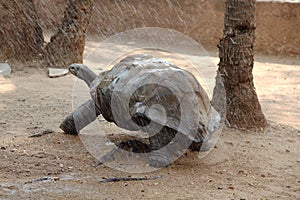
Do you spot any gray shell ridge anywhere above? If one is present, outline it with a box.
[89,54,216,142]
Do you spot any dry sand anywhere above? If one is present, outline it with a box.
[0,45,299,199]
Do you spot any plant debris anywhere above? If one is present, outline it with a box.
[29,129,54,138]
[99,175,162,183]
[25,176,60,184]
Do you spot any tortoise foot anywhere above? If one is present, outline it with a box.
[60,114,78,135]
[200,141,213,152]
[149,151,172,168]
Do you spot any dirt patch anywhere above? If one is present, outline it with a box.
[0,123,299,199]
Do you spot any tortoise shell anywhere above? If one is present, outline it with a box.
[90,54,216,143]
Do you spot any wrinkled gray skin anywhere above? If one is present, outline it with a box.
[61,55,220,168]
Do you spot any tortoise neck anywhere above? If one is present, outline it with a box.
[79,67,97,87]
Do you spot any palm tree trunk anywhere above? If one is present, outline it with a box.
[45,0,94,68]
[0,0,44,62]
[217,0,267,129]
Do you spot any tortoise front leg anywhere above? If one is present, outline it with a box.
[60,99,100,134]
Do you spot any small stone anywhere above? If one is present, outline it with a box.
[207,179,213,183]
[141,190,145,192]
[261,174,266,178]
[217,169,226,174]
[228,185,234,190]
[0,63,11,77]
[48,68,69,78]
[217,186,223,190]
[225,141,233,146]
[0,146,6,150]
[154,182,159,186]
[59,163,64,168]
[18,97,26,102]
[124,183,128,186]
[286,149,290,153]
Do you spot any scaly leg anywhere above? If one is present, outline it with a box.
[60,99,99,134]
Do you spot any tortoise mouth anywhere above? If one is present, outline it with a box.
[68,65,77,75]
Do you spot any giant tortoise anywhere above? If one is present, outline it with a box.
[60,54,220,167]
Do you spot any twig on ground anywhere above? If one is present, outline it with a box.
[99,175,162,183]
[24,176,59,184]
[29,129,54,138]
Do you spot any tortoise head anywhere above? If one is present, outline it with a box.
[69,63,97,87]
[69,63,88,79]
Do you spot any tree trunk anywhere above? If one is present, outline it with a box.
[0,0,44,62]
[45,0,94,68]
[217,0,267,129]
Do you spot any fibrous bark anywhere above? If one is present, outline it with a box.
[45,0,94,68]
[0,0,44,62]
[217,0,267,129]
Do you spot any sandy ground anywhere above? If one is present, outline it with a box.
[0,48,299,199]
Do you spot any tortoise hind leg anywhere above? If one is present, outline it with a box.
[115,140,151,153]
[148,127,192,168]
[97,140,151,165]
[148,127,175,168]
